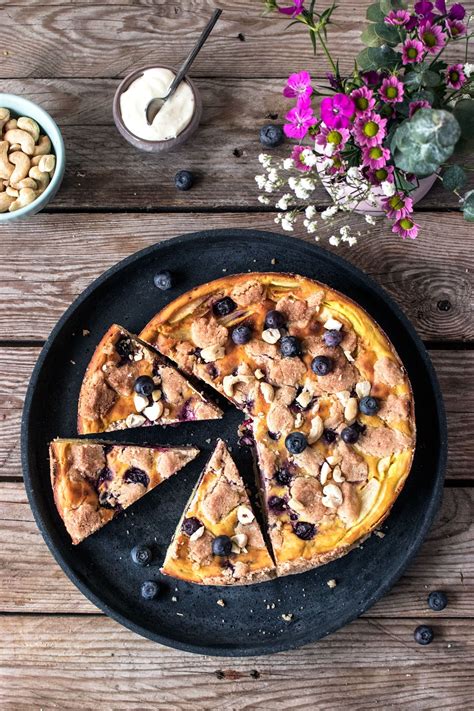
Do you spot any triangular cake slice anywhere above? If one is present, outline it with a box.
[50,439,199,544]
[161,439,276,585]
[77,324,223,434]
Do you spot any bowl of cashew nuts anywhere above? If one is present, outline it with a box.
[0,94,65,221]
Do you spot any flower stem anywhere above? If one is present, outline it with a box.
[316,30,338,75]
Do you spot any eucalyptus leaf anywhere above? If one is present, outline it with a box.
[453,99,474,140]
[361,25,384,47]
[412,89,435,104]
[366,3,385,21]
[393,109,461,176]
[463,191,474,222]
[421,69,442,88]
[357,45,399,70]
[380,0,407,13]
[373,21,402,46]
[443,165,467,191]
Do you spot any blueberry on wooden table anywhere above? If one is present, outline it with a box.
[212,535,233,556]
[414,625,434,645]
[311,355,333,375]
[131,544,152,566]
[212,296,236,317]
[285,431,308,454]
[280,336,301,358]
[428,591,448,611]
[141,580,160,600]
[359,396,379,415]
[134,375,155,396]
[154,270,173,290]
[232,324,252,345]
[259,124,284,148]
[174,170,194,190]
[264,309,286,329]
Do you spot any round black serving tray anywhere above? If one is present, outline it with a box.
[22,229,447,657]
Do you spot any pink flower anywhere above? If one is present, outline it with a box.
[326,154,346,175]
[392,217,420,239]
[402,38,425,64]
[418,20,447,53]
[350,86,376,115]
[320,94,355,130]
[315,124,350,156]
[354,111,387,147]
[446,63,467,89]
[446,19,466,37]
[414,0,436,19]
[435,0,447,11]
[278,0,304,17]
[283,71,313,100]
[409,99,431,117]
[361,144,391,170]
[366,165,395,185]
[291,145,313,172]
[383,192,414,220]
[449,3,466,20]
[379,76,405,104]
[284,97,316,140]
[385,9,411,25]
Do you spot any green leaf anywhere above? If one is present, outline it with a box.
[412,89,435,104]
[361,25,384,46]
[393,109,462,176]
[463,191,474,221]
[373,21,401,46]
[380,0,407,13]
[366,3,385,22]
[357,45,399,71]
[453,99,474,140]
[420,69,442,88]
[443,165,467,191]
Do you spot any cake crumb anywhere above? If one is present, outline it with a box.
[176,612,184,617]
[217,599,226,607]
[70,360,76,365]
[271,258,277,265]
[281,613,293,622]
[374,530,385,538]
[171,596,178,603]
[222,268,227,272]
[205,438,211,444]
[327,579,337,589]
[82,329,90,336]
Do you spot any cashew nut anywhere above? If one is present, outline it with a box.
[0,108,10,131]
[38,154,55,174]
[31,155,41,166]
[4,129,35,156]
[33,135,52,156]
[4,118,17,131]
[8,143,21,152]
[0,192,14,212]
[9,151,31,187]
[0,141,14,180]
[6,186,19,198]
[9,187,38,212]
[29,166,50,194]
[17,177,37,190]
[17,116,40,142]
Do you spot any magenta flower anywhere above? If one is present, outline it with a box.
[315,124,350,156]
[435,0,447,11]
[278,0,304,17]
[385,9,411,25]
[392,217,420,239]
[354,111,387,147]
[418,20,447,53]
[320,94,355,130]
[283,71,313,100]
[446,18,466,37]
[350,86,376,115]
[291,145,313,172]
[383,192,414,220]
[361,70,382,86]
[449,3,466,20]
[446,63,467,89]
[409,99,431,117]
[366,165,395,185]
[284,97,316,140]
[361,144,391,170]
[379,76,405,104]
[402,38,425,64]
[414,0,436,19]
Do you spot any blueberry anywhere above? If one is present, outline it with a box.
[123,467,150,488]
[311,355,333,376]
[359,396,379,416]
[98,491,119,509]
[134,375,155,396]
[141,580,160,600]
[264,309,286,329]
[275,466,293,486]
[293,521,316,540]
[268,495,286,512]
[414,624,434,645]
[232,324,252,345]
[181,517,203,536]
[280,336,301,358]
[212,535,233,557]
[175,170,194,191]
[323,329,343,347]
[259,124,284,148]
[428,591,448,612]
[285,431,307,454]
[341,425,360,444]
[131,544,152,566]
[154,270,173,290]
[213,297,236,317]
[115,337,132,359]
[322,428,337,444]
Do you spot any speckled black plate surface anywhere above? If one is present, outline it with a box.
[22,229,447,657]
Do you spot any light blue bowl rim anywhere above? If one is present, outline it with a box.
[0,93,65,221]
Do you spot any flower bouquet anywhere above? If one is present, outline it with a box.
[257,0,474,244]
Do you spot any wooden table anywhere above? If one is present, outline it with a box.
[1,2,473,708]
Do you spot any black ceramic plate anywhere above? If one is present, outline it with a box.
[22,229,447,657]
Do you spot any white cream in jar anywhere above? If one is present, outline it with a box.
[119,67,195,142]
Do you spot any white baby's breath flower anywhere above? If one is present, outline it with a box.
[258,153,272,168]
[464,62,474,77]
[288,176,298,190]
[365,214,376,225]
[294,186,310,199]
[329,235,340,246]
[281,217,295,231]
[347,166,362,180]
[264,181,275,193]
[318,157,333,171]
[274,213,282,224]
[267,168,279,184]
[305,205,317,219]
[340,225,351,238]
[255,175,266,189]
[301,149,317,167]
[366,192,378,207]
[347,236,357,246]
[321,205,338,220]
[258,195,270,204]
[381,180,396,196]
[306,221,318,233]
[300,177,316,191]
[276,193,292,210]
[283,158,294,170]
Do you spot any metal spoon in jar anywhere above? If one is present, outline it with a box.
[145,8,222,126]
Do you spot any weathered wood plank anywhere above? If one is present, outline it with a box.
[0,1,471,79]
[0,613,473,709]
[0,78,467,210]
[0,212,472,342]
[0,483,472,615]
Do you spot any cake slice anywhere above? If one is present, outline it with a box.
[50,439,199,544]
[161,439,276,585]
[77,324,223,434]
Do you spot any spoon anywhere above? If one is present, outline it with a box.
[145,8,222,126]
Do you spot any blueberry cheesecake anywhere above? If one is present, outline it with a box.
[142,273,415,577]
[50,439,199,544]
[161,439,276,585]
[77,324,223,434]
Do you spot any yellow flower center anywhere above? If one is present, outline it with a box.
[450,70,459,82]
[386,86,398,99]
[407,47,417,58]
[423,31,436,48]
[369,147,383,159]
[400,217,413,230]
[364,121,379,138]
[389,195,404,210]
[375,168,388,180]
[356,97,369,110]
[327,130,342,144]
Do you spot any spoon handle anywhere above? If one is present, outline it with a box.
[166,8,222,99]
